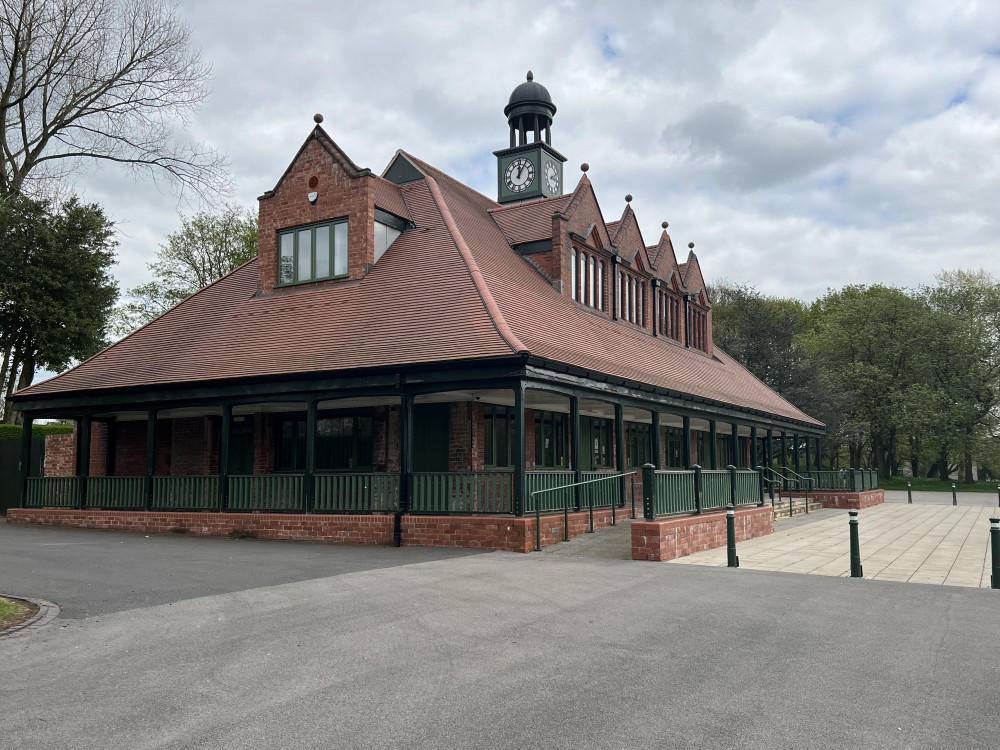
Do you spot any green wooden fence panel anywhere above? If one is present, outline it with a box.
[580,471,620,508]
[314,473,399,512]
[152,476,219,510]
[228,475,302,511]
[25,477,79,507]
[88,476,145,508]
[525,471,575,512]
[653,471,696,516]
[701,471,730,511]
[733,470,759,506]
[410,472,513,514]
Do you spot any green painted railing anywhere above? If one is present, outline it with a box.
[700,470,731,510]
[314,473,399,512]
[800,470,849,490]
[733,470,760,506]
[228,474,303,511]
[25,476,79,507]
[410,472,512,514]
[152,476,219,510]
[581,471,623,508]
[653,471,696,515]
[88,476,145,508]
[525,471,575,512]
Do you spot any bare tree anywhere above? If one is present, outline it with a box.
[0,0,230,199]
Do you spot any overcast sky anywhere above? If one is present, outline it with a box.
[74,0,1000,305]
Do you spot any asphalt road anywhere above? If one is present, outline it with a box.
[2,522,998,749]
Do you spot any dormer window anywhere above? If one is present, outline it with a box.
[278,218,348,286]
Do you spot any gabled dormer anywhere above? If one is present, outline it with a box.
[681,248,713,356]
[257,119,410,295]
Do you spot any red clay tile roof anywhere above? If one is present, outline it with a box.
[373,176,412,222]
[18,147,820,427]
[489,194,571,246]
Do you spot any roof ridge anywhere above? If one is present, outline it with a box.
[423,175,528,355]
[401,151,500,209]
[488,194,570,213]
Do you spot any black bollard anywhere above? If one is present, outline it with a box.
[991,517,1000,590]
[907,481,912,504]
[849,510,863,578]
[726,504,739,568]
[952,483,957,506]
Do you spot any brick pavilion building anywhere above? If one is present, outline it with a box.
[10,74,846,556]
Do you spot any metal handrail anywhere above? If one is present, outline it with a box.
[530,471,637,551]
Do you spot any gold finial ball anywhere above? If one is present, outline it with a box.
[688,242,695,249]
[625,194,632,203]
[313,113,324,124]
[580,163,589,173]
[662,221,669,229]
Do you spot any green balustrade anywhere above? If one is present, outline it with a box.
[87,476,145,508]
[580,471,621,508]
[314,473,399,512]
[525,471,575,512]
[700,470,730,511]
[732,470,759,506]
[25,477,79,507]
[152,476,219,509]
[653,471,696,515]
[410,472,512,514]
[228,475,302,511]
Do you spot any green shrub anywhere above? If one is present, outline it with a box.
[0,423,75,441]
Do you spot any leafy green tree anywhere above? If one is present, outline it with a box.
[710,281,850,466]
[924,269,1000,482]
[112,203,257,336]
[800,285,952,478]
[0,194,118,422]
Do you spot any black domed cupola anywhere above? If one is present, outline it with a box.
[494,72,567,204]
[505,71,557,147]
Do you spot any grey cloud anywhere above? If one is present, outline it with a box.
[661,101,864,190]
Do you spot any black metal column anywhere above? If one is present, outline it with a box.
[513,382,526,517]
[145,408,156,510]
[780,431,787,468]
[805,436,811,472]
[218,405,231,512]
[397,392,413,545]
[766,429,774,468]
[570,394,581,511]
[731,422,740,468]
[750,426,758,468]
[614,402,625,507]
[304,400,317,512]
[20,414,33,508]
[77,414,91,509]
[682,415,692,467]
[709,419,718,470]
[793,433,801,473]
[651,411,661,468]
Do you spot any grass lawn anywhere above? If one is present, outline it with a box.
[0,596,38,631]
[880,476,1000,494]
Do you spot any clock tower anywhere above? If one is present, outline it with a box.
[495,71,567,204]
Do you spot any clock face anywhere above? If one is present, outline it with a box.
[504,157,535,192]
[544,159,560,194]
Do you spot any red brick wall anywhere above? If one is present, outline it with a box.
[813,489,884,509]
[171,417,216,475]
[89,422,108,476]
[631,505,775,561]
[6,506,637,553]
[257,135,375,294]
[6,509,395,545]
[44,433,76,477]
[114,421,148,476]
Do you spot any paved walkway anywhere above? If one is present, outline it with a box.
[669,503,998,588]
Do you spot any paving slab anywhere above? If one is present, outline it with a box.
[669,504,998,588]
